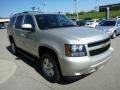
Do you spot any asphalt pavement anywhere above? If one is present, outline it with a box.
[0,29,120,90]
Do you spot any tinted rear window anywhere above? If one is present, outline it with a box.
[15,15,23,29]
[8,16,16,27]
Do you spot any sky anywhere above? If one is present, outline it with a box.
[0,0,120,17]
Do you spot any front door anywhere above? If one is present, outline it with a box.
[21,15,37,55]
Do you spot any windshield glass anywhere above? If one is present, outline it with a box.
[87,20,94,22]
[100,20,116,26]
[35,14,76,30]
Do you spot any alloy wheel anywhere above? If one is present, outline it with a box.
[43,58,54,77]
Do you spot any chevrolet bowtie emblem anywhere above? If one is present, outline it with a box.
[102,43,107,48]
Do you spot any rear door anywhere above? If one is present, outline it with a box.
[14,15,25,49]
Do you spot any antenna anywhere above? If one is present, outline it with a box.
[74,0,79,20]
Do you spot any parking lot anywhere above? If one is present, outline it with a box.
[0,29,120,90]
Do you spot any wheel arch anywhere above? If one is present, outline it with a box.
[9,35,14,43]
[38,46,62,76]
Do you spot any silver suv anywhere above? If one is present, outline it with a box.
[7,11,113,83]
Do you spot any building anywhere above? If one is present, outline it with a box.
[0,18,9,23]
[99,3,120,12]
[0,18,9,29]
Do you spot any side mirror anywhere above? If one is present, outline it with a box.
[21,24,34,32]
[117,24,120,27]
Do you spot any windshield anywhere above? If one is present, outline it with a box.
[100,20,116,26]
[88,20,94,22]
[35,14,76,30]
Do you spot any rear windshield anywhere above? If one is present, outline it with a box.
[100,21,116,26]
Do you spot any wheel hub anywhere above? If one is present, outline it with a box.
[43,58,54,77]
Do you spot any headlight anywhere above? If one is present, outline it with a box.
[65,44,87,57]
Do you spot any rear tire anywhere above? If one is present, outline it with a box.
[40,53,60,83]
[10,40,17,54]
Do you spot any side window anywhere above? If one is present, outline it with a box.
[96,20,100,22]
[8,16,16,27]
[117,20,120,25]
[24,15,35,28]
[15,15,23,29]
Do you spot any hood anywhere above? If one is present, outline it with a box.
[46,27,109,44]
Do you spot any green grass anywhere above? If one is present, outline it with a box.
[67,10,120,19]
[110,11,120,18]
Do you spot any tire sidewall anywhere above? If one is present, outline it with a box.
[112,31,117,39]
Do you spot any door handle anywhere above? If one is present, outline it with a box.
[21,33,25,37]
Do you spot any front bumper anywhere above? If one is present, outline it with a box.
[60,47,113,76]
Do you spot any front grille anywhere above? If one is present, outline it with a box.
[89,44,110,56]
[88,38,110,47]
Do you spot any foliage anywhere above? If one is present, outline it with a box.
[67,10,120,19]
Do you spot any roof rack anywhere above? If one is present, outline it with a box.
[22,11,43,14]
[11,11,65,17]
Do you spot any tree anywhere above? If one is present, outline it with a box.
[78,11,85,15]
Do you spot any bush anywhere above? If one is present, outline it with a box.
[67,10,120,19]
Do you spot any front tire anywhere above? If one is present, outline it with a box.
[40,53,60,83]
[112,31,117,39]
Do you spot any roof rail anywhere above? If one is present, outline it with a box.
[22,11,43,14]
[11,11,65,17]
